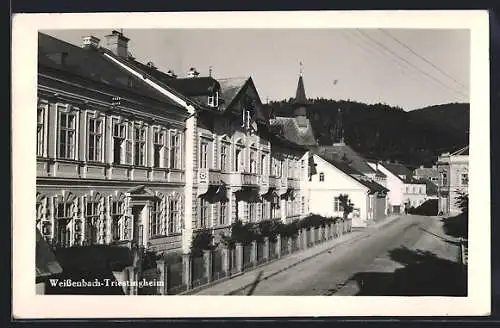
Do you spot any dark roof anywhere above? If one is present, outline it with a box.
[403,177,428,185]
[126,58,221,101]
[315,153,388,194]
[162,77,220,97]
[270,117,317,146]
[312,144,377,175]
[218,77,249,111]
[381,162,412,178]
[36,229,63,279]
[293,75,309,107]
[375,169,387,178]
[38,33,180,107]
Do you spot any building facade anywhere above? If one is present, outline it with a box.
[436,145,469,215]
[37,30,310,258]
[37,32,190,254]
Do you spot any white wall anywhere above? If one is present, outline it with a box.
[307,155,369,227]
[403,183,427,208]
[376,164,405,212]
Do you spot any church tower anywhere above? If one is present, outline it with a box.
[292,63,309,128]
[332,108,345,145]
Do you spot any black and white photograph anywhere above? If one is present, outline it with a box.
[12,11,490,318]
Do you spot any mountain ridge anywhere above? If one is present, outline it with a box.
[267,99,469,168]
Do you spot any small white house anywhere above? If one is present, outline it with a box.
[307,154,388,227]
[371,161,428,214]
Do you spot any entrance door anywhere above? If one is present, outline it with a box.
[131,205,144,245]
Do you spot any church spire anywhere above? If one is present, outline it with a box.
[332,108,344,145]
[293,62,308,118]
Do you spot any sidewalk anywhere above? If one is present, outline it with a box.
[188,215,402,295]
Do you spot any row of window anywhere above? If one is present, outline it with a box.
[196,197,303,229]
[37,195,182,248]
[37,102,183,169]
[199,137,304,178]
[405,186,425,194]
[438,172,468,187]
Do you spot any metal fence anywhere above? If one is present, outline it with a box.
[256,242,265,264]
[229,247,238,275]
[191,255,207,288]
[291,236,299,252]
[139,267,160,295]
[242,244,253,270]
[167,259,185,294]
[269,240,277,259]
[281,237,289,255]
[165,224,355,294]
[212,249,226,281]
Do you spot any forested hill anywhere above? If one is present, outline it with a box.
[267,98,469,168]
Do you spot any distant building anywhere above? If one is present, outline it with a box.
[413,165,439,185]
[373,162,427,213]
[270,70,388,224]
[436,145,469,215]
[308,154,388,227]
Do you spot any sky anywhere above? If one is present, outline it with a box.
[43,28,470,111]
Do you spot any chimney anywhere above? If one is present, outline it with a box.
[104,30,130,58]
[166,69,177,78]
[187,67,200,78]
[82,35,100,50]
[146,61,157,70]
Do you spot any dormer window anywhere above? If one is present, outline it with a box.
[208,91,219,108]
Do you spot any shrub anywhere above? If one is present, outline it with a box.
[190,228,215,256]
[257,219,283,242]
[220,220,259,247]
[278,219,300,238]
[455,191,469,214]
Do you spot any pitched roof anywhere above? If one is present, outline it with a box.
[381,162,412,178]
[270,117,317,146]
[315,154,388,194]
[293,75,308,107]
[161,77,220,97]
[451,145,469,156]
[36,229,63,279]
[311,144,377,175]
[217,77,249,110]
[38,33,180,107]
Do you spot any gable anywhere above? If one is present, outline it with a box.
[311,155,368,191]
[227,79,268,123]
[126,185,156,197]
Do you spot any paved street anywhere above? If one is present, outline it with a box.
[230,215,466,296]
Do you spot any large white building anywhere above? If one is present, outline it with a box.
[36,31,309,261]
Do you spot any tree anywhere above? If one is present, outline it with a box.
[455,191,469,214]
[338,194,354,220]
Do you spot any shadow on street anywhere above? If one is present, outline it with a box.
[346,246,467,296]
[246,271,264,296]
[441,213,468,239]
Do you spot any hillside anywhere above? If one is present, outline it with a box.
[267,99,469,167]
